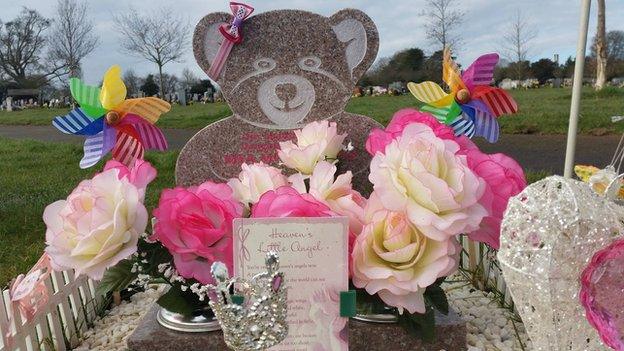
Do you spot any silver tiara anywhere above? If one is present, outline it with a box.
[208,252,288,351]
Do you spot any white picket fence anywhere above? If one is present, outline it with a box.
[459,237,515,310]
[0,271,101,351]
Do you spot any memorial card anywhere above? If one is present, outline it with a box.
[233,217,349,351]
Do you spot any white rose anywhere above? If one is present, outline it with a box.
[228,162,289,205]
[278,121,346,174]
[369,123,487,240]
[44,169,148,280]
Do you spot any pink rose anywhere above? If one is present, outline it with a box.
[369,123,486,240]
[103,159,157,199]
[152,182,244,284]
[456,135,479,151]
[352,193,460,314]
[460,149,526,249]
[366,109,455,155]
[251,186,334,218]
[44,168,150,280]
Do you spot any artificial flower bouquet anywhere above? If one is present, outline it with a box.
[37,107,526,341]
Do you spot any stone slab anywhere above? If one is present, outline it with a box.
[127,304,466,351]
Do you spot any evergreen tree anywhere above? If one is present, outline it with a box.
[140,74,159,96]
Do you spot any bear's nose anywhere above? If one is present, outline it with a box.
[275,83,297,102]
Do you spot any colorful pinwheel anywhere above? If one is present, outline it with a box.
[407,49,518,143]
[53,65,171,168]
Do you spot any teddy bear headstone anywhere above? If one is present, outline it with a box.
[175,8,383,191]
[128,7,467,350]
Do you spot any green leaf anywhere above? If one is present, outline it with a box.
[398,307,436,343]
[96,260,138,296]
[156,288,194,315]
[433,276,447,286]
[425,284,449,315]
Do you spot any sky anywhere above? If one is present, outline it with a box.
[3,0,624,85]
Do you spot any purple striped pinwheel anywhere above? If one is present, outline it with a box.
[52,65,170,168]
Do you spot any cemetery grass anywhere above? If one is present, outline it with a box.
[0,137,178,288]
[0,137,550,288]
[1,87,623,134]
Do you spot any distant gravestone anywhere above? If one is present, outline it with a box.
[5,97,12,112]
[176,8,382,192]
[178,89,187,106]
[552,78,562,88]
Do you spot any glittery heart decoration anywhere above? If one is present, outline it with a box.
[580,238,624,350]
[499,176,624,350]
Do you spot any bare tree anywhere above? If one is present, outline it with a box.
[48,0,99,79]
[122,69,141,97]
[422,0,465,52]
[594,0,607,90]
[181,67,199,90]
[608,31,624,61]
[607,31,624,61]
[114,8,190,98]
[162,73,179,97]
[501,10,538,80]
[0,8,66,87]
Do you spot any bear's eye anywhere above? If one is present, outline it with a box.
[299,56,321,69]
[254,58,276,71]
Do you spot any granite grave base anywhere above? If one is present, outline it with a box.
[127,304,467,351]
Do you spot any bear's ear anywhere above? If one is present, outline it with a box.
[193,12,233,82]
[330,9,379,83]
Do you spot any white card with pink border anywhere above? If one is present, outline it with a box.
[233,217,349,351]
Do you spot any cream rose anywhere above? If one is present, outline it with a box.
[352,193,460,314]
[43,169,148,280]
[278,121,347,174]
[227,162,289,205]
[369,123,486,240]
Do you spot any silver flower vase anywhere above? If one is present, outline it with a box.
[353,298,398,324]
[157,306,221,332]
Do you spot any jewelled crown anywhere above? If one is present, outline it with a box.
[208,252,288,351]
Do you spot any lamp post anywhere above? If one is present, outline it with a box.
[564,0,592,178]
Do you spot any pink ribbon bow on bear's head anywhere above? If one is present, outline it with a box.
[208,2,255,80]
[219,2,254,44]
[2,254,52,349]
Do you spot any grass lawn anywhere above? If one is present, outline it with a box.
[0,136,551,288]
[0,137,177,288]
[1,87,623,134]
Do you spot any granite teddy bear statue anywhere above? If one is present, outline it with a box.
[176,8,382,192]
